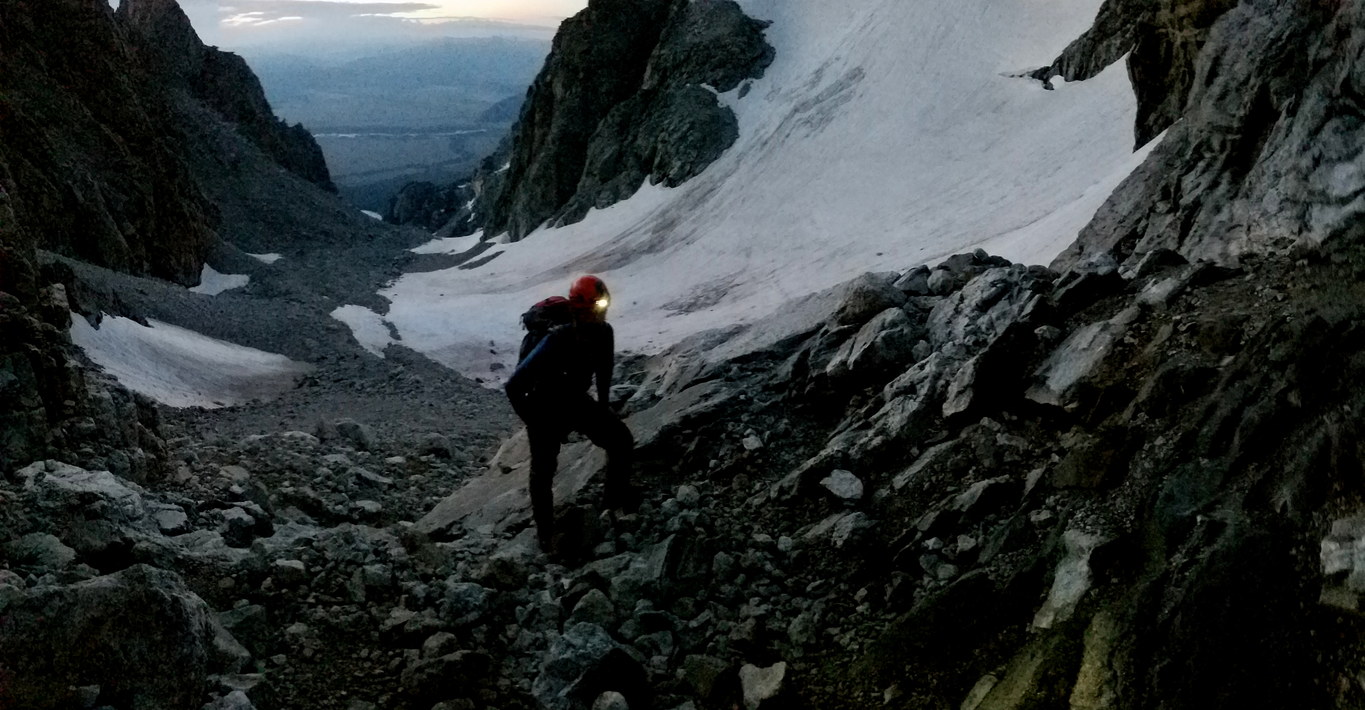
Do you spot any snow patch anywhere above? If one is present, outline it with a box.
[189,265,249,295]
[69,313,312,408]
[246,252,284,264]
[362,210,384,221]
[330,305,397,357]
[411,231,486,256]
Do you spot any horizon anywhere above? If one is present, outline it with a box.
[167,0,584,55]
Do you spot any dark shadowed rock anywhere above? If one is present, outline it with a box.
[0,565,227,710]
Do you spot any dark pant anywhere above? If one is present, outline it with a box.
[525,394,634,546]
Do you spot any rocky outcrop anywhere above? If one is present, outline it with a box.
[1049,0,1360,271]
[478,0,773,240]
[395,229,1365,708]
[1032,0,1240,148]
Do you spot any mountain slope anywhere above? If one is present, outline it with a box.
[357,0,1149,380]
[0,0,402,472]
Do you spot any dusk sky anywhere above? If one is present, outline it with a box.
[175,0,587,53]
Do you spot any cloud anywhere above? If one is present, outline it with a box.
[197,0,578,53]
[222,0,440,25]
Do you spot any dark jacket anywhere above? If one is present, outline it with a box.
[505,321,614,422]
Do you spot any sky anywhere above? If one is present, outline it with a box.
[175,0,586,53]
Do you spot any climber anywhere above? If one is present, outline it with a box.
[504,275,636,553]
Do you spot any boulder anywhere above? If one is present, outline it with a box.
[819,469,864,503]
[739,661,787,709]
[335,419,376,451]
[0,565,225,710]
[533,622,649,710]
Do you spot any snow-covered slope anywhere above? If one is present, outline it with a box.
[346,0,1156,380]
[70,314,312,409]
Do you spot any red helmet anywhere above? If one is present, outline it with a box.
[568,275,610,315]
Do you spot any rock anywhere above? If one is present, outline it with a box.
[682,654,730,699]
[1033,530,1107,629]
[532,622,648,710]
[335,419,376,451]
[149,503,191,535]
[355,500,383,517]
[218,507,257,548]
[828,272,907,327]
[592,691,631,710]
[819,469,864,503]
[0,565,222,710]
[825,307,922,380]
[1026,308,1140,408]
[400,651,492,706]
[787,611,817,648]
[204,690,255,710]
[570,588,617,628]
[927,267,963,295]
[217,605,271,657]
[950,477,1020,517]
[608,537,675,606]
[350,467,393,488]
[220,465,251,484]
[421,631,460,659]
[894,266,932,295]
[4,532,77,571]
[442,581,491,626]
[272,559,308,586]
[30,465,149,528]
[321,454,353,468]
[675,485,701,507]
[832,513,874,548]
[739,661,787,709]
[419,433,453,459]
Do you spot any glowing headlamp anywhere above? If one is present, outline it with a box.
[594,297,610,311]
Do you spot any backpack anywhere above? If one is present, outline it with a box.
[518,296,573,363]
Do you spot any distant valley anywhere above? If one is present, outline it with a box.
[245,37,549,212]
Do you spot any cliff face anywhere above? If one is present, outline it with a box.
[116,0,336,192]
[0,0,348,474]
[1034,0,1239,148]
[480,0,773,240]
[0,0,217,284]
[1050,0,1360,271]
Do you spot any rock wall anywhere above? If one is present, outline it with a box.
[0,0,217,284]
[0,0,349,476]
[1052,0,1360,270]
[479,0,773,240]
[1034,0,1240,148]
[117,0,336,192]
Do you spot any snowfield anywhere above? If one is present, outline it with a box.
[189,265,250,295]
[335,0,1156,384]
[69,314,312,408]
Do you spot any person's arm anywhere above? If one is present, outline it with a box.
[596,324,614,406]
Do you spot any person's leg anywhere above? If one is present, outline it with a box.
[576,397,636,510]
[526,423,562,549]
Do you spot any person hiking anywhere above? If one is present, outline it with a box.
[504,275,635,554]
